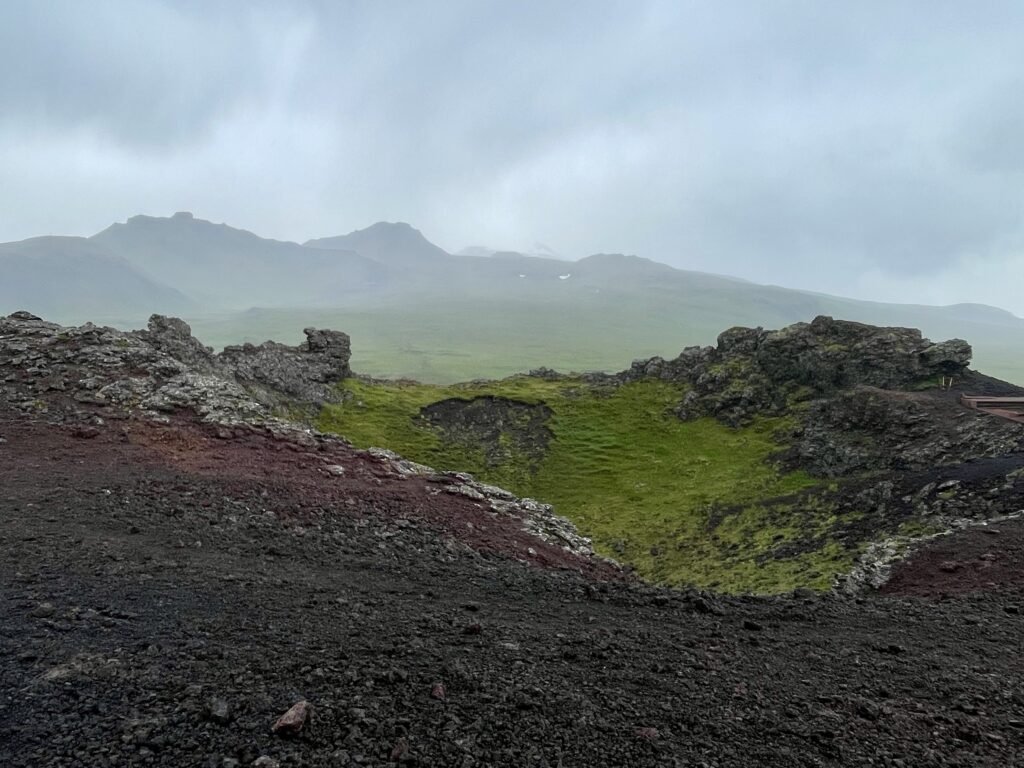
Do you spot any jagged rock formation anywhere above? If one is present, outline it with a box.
[1,311,352,416]
[622,315,974,425]
[611,315,1024,478]
[137,313,353,406]
[219,328,352,406]
[136,314,218,370]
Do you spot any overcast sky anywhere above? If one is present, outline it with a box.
[2,1,1023,313]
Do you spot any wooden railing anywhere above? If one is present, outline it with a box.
[960,395,1024,424]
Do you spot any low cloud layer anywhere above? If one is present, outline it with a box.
[3,1,1023,312]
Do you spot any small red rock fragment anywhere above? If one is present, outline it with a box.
[939,560,961,573]
[272,699,313,737]
[430,681,446,701]
[462,622,483,635]
[389,737,409,762]
[635,726,659,740]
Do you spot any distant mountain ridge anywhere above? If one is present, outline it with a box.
[90,212,386,310]
[1,212,1022,383]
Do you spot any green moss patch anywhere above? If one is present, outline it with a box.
[318,377,861,593]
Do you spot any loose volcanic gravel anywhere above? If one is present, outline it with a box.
[2,406,1024,768]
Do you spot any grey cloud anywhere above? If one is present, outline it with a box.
[0,0,295,145]
[955,79,1024,174]
[2,0,1024,312]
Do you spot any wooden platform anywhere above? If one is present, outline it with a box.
[960,395,1024,424]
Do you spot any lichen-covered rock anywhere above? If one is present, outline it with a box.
[0,311,272,425]
[135,315,215,371]
[219,327,351,406]
[919,338,972,370]
[622,316,977,425]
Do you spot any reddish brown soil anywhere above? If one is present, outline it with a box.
[1,408,612,579]
[881,520,1024,597]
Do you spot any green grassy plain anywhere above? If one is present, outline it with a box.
[317,377,860,593]
[188,298,722,383]
[186,296,1024,386]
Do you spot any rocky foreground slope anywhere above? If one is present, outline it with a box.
[2,311,1024,766]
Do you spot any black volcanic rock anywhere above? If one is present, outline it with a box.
[751,316,971,389]
[625,315,976,425]
[137,315,216,371]
[219,327,352,407]
[791,386,1024,476]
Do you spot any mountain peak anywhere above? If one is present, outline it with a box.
[351,221,433,245]
[118,212,220,232]
[305,221,451,267]
[365,220,414,231]
[97,213,288,247]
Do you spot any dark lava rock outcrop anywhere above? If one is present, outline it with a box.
[622,315,975,425]
[219,328,352,406]
[615,315,1024,478]
[789,386,1024,477]
[420,396,553,470]
[138,313,353,406]
[0,311,352,419]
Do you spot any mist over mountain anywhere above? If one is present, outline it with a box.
[456,243,565,260]
[90,212,387,309]
[306,221,453,271]
[0,235,194,323]
[2,212,1023,383]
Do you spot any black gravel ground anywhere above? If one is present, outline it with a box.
[2,407,1024,767]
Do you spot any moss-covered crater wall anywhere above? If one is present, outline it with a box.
[316,376,873,593]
